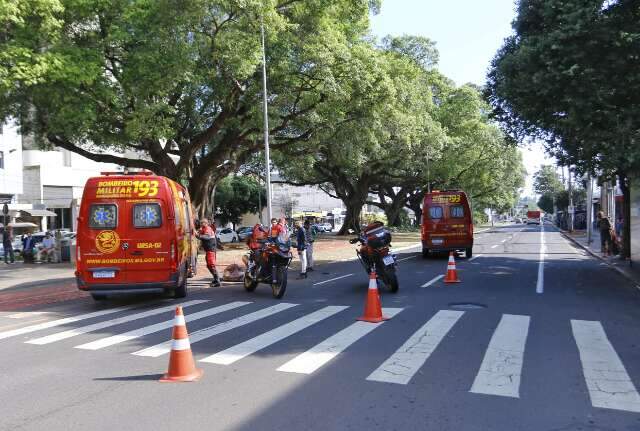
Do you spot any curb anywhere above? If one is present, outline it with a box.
[559,229,640,288]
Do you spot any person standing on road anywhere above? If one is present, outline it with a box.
[197,218,224,287]
[295,220,307,279]
[2,226,15,264]
[597,211,613,256]
[303,220,316,272]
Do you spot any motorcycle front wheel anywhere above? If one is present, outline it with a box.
[382,266,399,293]
[271,265,288,299]
[243,269,258,292]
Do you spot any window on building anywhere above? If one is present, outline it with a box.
[0,151,4,169]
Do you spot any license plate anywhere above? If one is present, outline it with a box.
[382,255,395,266]
[93,271,115,279]
[431,238,444,245]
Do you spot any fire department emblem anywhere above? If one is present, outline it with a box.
[95,230,120,254]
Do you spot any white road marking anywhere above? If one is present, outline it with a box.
[536,225,545,294]
[421,275,444,288]
[7,311,57,319]
[75,301,250,350]
[200,306,349,365]
[501,239,507,243]
[469,254,484,262]
[313,274,354,286]
[397,255,417,262]
[366,310,463,384]
[571,320,640,413]
[278,308,404,374]
[0,305,136,341]
[470,314,530,398]
[490,244,499,249]
[132,303,298,357]
[26,300,209,345]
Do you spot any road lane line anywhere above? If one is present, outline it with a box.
[313,274,353,286]
[571,320,640,413]
[397,256,417,262]
[200,306,349,365]
[366,310,464,384]
[470,314,530,398]
[469,254,484,262]
[7,311,57,319]
[490,244,499,249]
[278,308,404,374]
[132,303,298,357]
[536,225,545,294]
[501,239,507,243]
[26,300,209,345]
[0,305,136,341]
[421,275,444,288]
[75,301,250,350]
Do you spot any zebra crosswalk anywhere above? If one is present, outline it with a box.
[2,301,640,413]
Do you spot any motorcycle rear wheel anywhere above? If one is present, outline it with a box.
[271,265,288,299]
[383,267,399,293]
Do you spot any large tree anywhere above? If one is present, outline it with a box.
[0,0,379,214]
[486,0,640,257]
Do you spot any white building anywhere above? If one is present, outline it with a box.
[0,120,24,206]
[17,135,119,231]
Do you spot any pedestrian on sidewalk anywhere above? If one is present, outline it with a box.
[197,218,224,287]
[597,211,613,256]
[295,221,307,279]
[304,220,316,272]
[21,231,35,263]
[2,226,15,264]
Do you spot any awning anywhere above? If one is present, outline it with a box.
[21,209,57,217]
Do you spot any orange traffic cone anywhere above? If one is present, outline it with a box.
[357,269,389,323]
[159,306,203,383]
[444,252,461,283]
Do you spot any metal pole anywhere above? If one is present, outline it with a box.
[261,18,272,221]
[568,167,574,232]
[587,175,593,244]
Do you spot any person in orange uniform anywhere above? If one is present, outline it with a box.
[197,218,224,287]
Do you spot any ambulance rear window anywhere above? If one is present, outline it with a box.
[450,205,465,218]
[89,205,117,229]
[133,203,162,228]
[428,206,443,219]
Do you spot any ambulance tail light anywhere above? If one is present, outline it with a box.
[77,245,81,262]
[170,241,177,269]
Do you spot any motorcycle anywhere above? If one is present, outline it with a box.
[243,239,292,299]
[349,226,399,293]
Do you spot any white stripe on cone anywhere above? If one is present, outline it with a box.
[171,338,191,351]
[174,315,186,326]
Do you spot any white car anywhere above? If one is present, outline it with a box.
[216,228,239,243]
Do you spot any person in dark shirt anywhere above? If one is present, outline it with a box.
[2,226,15,264]
[21,231,35,263]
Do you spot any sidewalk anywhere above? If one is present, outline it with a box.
[560,228,640,288]
[0,262,76,291]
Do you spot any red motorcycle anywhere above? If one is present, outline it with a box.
[349,222,399,293]
[243,239,292,299]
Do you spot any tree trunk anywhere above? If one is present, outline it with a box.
[384,200,406,227]
[619,172,631,260]
[338,200,364,235]
[408,202,422,227]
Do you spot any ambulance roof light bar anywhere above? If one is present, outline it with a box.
[100,170,154,176]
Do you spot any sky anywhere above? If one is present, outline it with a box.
[369,0,555,197]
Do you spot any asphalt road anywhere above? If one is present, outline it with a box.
[1,224,640,431]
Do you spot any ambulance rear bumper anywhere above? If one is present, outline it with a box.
[76,272,179,295]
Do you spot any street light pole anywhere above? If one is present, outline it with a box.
[261,17,273,222]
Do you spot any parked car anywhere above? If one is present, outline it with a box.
[515,217,524,224]
[236,226,253,241]
[217,228,239,243]
[319,222,333,232]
